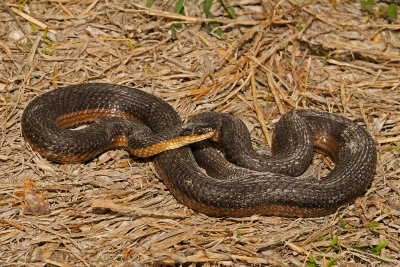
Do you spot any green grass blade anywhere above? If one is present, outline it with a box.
[204,0,213,11]
[327,258,338,267]
[146,0,154,8]
[171,0,185,40]
[202,0,225,39]
[387,4,398,20]
[390,144,400,153]
[174,0,185,13]
[372,241,388,256]
[217,0,237,19]
[367,221,379,228]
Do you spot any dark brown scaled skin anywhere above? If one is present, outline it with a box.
[22,83,377,217]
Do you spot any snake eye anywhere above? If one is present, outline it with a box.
[193,124,214,135]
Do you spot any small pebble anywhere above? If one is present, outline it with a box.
[9,29,24,41]
[0,83,6,92]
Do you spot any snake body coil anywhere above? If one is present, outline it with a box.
[22,83,377,217]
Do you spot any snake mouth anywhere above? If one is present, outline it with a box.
[179,122,215,136]
[130,128,217,157]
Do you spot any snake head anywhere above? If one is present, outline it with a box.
[179,122,216,137]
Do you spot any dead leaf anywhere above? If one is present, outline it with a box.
[22,178,51,215]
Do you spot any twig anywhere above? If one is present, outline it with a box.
[0,1,33,43]
[251,64,272,147]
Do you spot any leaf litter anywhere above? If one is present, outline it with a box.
[0,0,400,266]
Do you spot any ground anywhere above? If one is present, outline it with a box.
[1,0,400,266]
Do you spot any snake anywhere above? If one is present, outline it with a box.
[21,83,377,217]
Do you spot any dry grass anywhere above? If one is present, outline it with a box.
[1,0,400,266]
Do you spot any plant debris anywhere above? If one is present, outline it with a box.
[0,0,399,265]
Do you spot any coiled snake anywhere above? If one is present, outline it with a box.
[22,83,377,217]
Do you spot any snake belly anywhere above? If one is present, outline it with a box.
[22,83,377,217]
